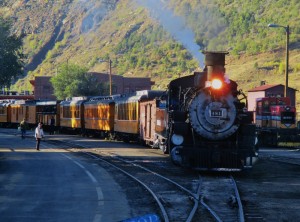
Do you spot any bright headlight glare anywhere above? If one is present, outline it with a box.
[171,134,184,145]
[211,79,222,89]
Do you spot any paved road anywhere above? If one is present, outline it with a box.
[0,131,130,222]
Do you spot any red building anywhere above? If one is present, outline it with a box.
[30,72,155,100]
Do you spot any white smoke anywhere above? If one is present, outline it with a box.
[74,0,113,34]
[135,0,204,68]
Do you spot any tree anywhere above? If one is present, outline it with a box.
[50,63,105,100]
[0,17,24,88]
[0,1,9,7]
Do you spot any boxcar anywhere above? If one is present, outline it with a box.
[140,95,166,148]
[60,97,87,133]
[153,99,168,153]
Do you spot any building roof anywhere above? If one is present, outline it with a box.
[248,84,281,92]
[0,95,34,100]
[248,84,297,92]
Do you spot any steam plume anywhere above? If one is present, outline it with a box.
[135,0,204,68]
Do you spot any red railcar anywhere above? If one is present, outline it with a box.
[113,90,164,142]
[255,97,298,146]
[140,95,167,153]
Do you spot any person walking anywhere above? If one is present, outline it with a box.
[20,118,28,139]
[35,122,44,151]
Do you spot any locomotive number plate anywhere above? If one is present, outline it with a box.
[210,110,222,117]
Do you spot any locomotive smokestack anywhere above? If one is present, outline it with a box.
[204,51,228,81]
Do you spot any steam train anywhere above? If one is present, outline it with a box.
[255,96,299,147]
[165,51,257,170]
[0,51,258,171]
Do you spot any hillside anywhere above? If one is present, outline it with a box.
[1,0,300,108]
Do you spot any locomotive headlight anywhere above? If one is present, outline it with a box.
[211,79,223,90]
[171,134,184,145]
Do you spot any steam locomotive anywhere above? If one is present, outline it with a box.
[0,51,258,171]
[165,51,258,170]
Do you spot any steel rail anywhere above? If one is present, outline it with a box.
[112,154,198,199]
[230,175,245,222]
[83,152,170,222]
[52,141,226,222]
[200,196,223,222]
[111,155,201,222]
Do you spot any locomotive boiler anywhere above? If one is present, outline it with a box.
[167,51,258,170]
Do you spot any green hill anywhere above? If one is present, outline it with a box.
[1,0,300,109]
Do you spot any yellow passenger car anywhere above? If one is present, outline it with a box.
[84,97,115,137]
[0,100,12,126]
[60,97,87,132]
[11,100,37,127]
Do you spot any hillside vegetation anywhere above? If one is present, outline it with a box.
[0,0,300,108]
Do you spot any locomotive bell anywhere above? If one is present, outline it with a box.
[204,51,228,81]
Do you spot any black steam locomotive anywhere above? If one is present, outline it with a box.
[165,51,258,170]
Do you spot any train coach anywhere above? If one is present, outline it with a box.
[35,100,60,131]
[59,97,87,133]
[10,100,36,127]
[0,100,13,127]
[113,90,164,143]
[83,95,118,137]
[8,99,60,130]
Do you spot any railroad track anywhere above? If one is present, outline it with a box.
[199,175,244,222]
[83,151,202,222]
[85,151,247,222]
[46,138,246,221]
[4,130,298,221]
[45,139,200,221]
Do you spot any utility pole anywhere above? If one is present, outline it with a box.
[268,23,290,97]
[99,58,113,96]
[285,25,289,98]
[109,59,112,96]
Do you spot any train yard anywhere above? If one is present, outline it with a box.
[1,128,299,221]
[1,0,300,219]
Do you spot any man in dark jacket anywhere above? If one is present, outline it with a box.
[20,118,28,139]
